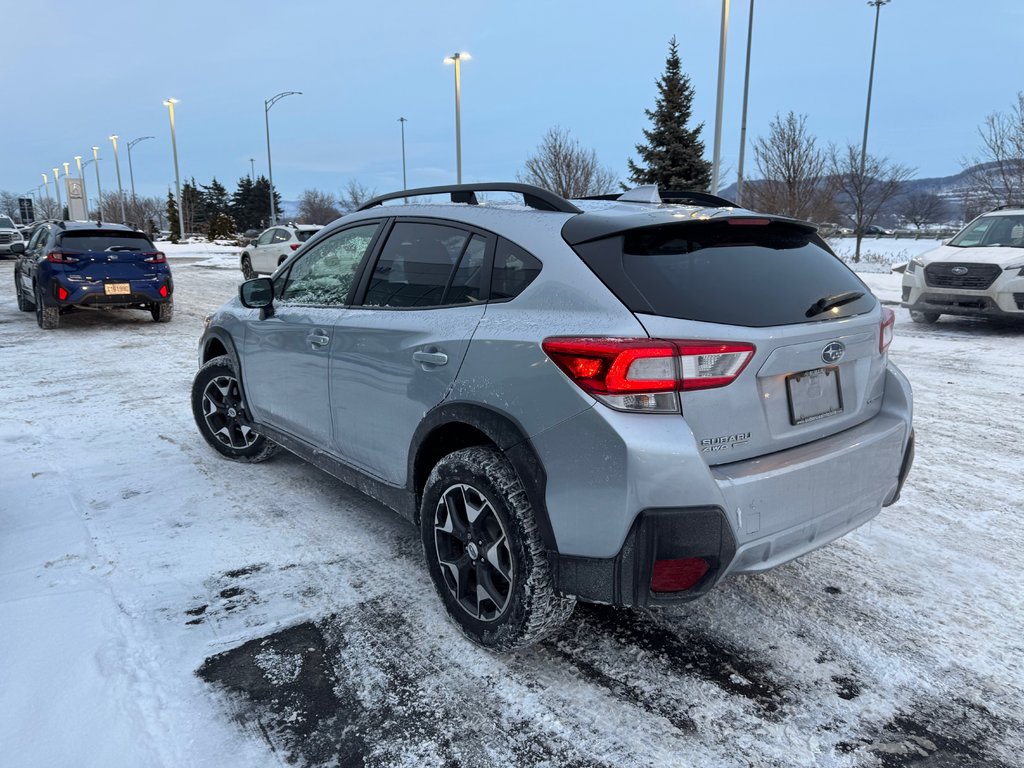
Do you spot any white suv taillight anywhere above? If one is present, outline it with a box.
[880,307,895,354]
[542,338,755,413]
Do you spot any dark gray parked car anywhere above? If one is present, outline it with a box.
[192,183,914,650]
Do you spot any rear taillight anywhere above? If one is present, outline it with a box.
[46,249,80,264]
[651,557,710,592]
[290,243,301,251]
[542,337,755,413]
[880,307,895,354]
[143,251,166,263]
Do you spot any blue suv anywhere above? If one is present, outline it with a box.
[13,221,173,329]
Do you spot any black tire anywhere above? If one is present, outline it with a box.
[190,355,278,462]
[151,300,173,323]
[35,284,59,329]
[15,268,34,312]
[910,310,940,324]
[421,446,575,651]
[241,254,256,279]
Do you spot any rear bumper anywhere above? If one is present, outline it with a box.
[536,364,913,606]
[37,274,173,308]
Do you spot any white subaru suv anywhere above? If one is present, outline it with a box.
[240,224,323,278]
[0,214,24,258]
[902,207,1024,323]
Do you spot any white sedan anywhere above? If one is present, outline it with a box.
[240,224,322,278]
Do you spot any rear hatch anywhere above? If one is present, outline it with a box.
[567,216,890,465]
[55,230,164,281]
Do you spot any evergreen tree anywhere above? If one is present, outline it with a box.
[251,175,282,226]
[166,191,180,243]
[201,177,230,226]
[627,37,712,191]
[230,175,257,231]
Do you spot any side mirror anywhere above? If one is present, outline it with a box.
[239,277,274,308]
[10,241,25,254]
[251,241,258,247]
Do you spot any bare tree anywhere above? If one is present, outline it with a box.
[830,143,913,261]
[517,126,618,198]
[338,179,377,214]
[0,191,20,220]
[34,196,61,219]
[297,189,342,224]
[897,191,949,229]
[746,112,836,221]
[962,92,1024,214]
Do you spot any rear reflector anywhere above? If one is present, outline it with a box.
[159,284,169,298]
[290,243,301,251]
[880,307,895,353]
[651,557,710,592]
[56,285,69,301]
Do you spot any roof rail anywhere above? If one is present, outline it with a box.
[614,185,737,208]
[357,183,583,214]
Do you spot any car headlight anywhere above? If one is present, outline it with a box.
[907,256,925,274]
[1009,264,1024,277]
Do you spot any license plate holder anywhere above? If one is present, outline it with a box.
[786,366,843,425]
[104,282,131,295]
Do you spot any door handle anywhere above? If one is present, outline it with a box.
[307,332,330,348]
[413,350,448,366]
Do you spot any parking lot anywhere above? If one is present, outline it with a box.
[1,249,1022,767]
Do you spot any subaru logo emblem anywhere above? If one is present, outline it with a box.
[822,341,845,364]
[951,266,968,275]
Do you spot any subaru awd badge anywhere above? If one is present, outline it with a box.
[821,341,845,364]
[951,266,969,275]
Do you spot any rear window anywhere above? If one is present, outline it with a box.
[59,231,154,252]
[296,229,318,242]
[571,221,876,327]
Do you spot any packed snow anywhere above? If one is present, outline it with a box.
[1,237,1022,767]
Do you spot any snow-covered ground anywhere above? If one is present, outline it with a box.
[2,239,1022,767]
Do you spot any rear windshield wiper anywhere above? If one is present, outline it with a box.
[806,290,865,317]
[105,245,142,252]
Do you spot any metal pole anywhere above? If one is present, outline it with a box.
[264,91,302,227]
[859,1,888,179]
[92,147,103,222]
[164,99,185,241]
[126,137,154,206]
[52,167,63,218]
[454,57,462,184]
[711,0,730,194]
[249,157,255,180]
[110,135,127,222]
[399,117,408,190]
[75,155,89,220]
[735,0,755,206]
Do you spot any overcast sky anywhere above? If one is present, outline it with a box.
[2,0,1021,204]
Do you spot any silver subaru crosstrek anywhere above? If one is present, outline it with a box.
[192,183,914,651]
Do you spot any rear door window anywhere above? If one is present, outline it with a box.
[360,222,472,308]
[571,220,876,327]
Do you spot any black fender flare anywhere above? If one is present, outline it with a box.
[408,401,559,553]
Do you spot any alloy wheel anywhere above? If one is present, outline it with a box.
[201,375,258,449]
[434,483,514,621]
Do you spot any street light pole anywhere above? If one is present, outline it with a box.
[859,0,890,180]
[126,136,154,205]
[163,99,185,242]
[264,90,302,226]
[398,117,408,190]
[75,155,89,220]
[711,0,729,194]
[52,167,63,218]
[249,157,255,180]
[735,0,755,206]
[92,147,103,222]
[109,135,127,222]
[444,52,470,183]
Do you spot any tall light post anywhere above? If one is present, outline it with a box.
[126,136,154,205]
[860,0,890,180]
[264,90,302,226]
[163,98,185,242]
[711,0,729,194]
[41,172,51,214]
[735,0,755,205]
[398,117,408,190]
[109,135,127,222]
[91,146,104,221]
[249,157,255,180]
[443,52,470,183]
[52,167,63,218]
[75,155,89,220]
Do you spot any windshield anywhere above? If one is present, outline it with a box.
[949,214,1024,248]
[0,216,15,229]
